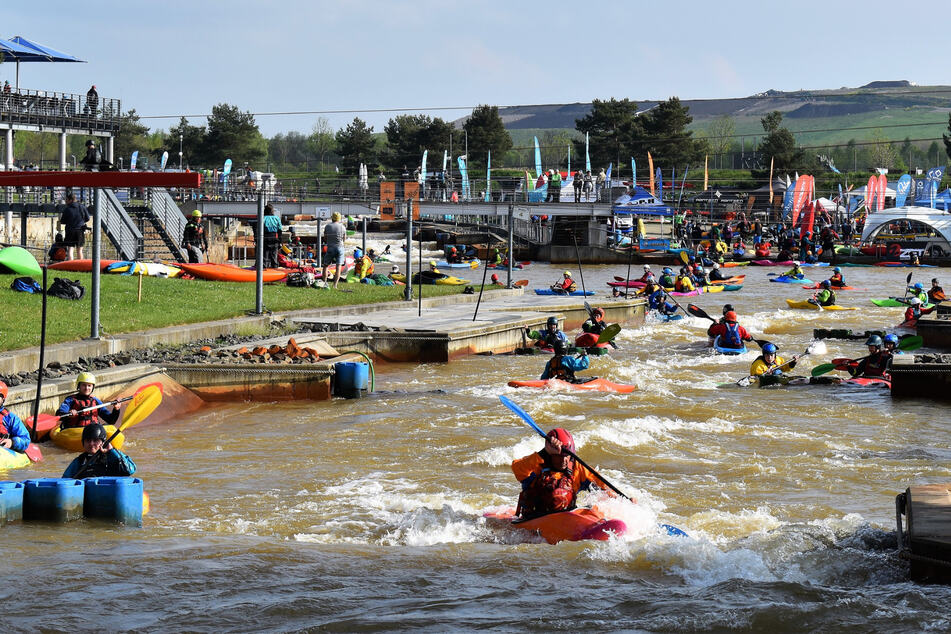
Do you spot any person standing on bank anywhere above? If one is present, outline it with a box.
[58,193,90,260]
[182,210,208,263]
[321,212,347,289]
[262,204,283,269]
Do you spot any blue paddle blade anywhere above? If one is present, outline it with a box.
[499,395,546,438]
[661,524,689,538]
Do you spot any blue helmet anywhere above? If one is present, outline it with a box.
[914,282,923,290]
[833,267,841,273]
[883,333,899,346]
[354,248,363,259]
[762,343,778,354]
[663,267,673,274]
[821,280,831,288]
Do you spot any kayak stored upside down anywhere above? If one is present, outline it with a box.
[785,299,858,311]
[483,506,626,544]
[177,263,287,283]
[507,377,638,393]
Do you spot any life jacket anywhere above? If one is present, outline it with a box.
[723,323,742,348]
[517,465,576,517]
[549,355,573,381]
[0,409,9,437]
[62,394,99,428]
[863,351,892,377]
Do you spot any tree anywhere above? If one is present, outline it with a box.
[383,114,458,170]
[707,115,735,169]
[539,130,577,171]
[114,109,150,166]
[867,128,897,170]
[574,98,642,171]
[942,114,951,161]
[637,97,706,167]
[167,117,207,168]
[335,117,376,175]
[202,103,266,168]
[269,131,312,169]
[308,117,337,167]
[758,110,805,171]
[463,105,512,166]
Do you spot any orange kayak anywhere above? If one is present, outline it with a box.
[177,263,287,283]
[484,507,626,544]
[507,378,637,393]
[48,259,119,272]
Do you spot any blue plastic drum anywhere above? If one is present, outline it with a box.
[0,481,24,524]
[83,477,144,526]
[334,361,369,399]
[23,478,84,522]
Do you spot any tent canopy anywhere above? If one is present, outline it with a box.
[1,36,84,89]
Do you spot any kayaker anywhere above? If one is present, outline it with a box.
[529,316,570,349]
[636,264,655,284]
[490,248,503,267]
[540,339,589,382]
[692,266,709,288]
[849,335,892,379]
[446,245,460,263]
[829,267,846,288]
[62,423,136,479]
[658,267,676,289]
[783,261,805,279]
[706,304,735,338]
[0,381,32,455]
[582,307,607,335]
[750,343,795,377]
[709,262,730,282]
[707,311,753,351]
[511,427,611,518]
[352,248,374,280]
[883,333,903,355]
[674,270,695,293]
[803,250,818,264]
[904,297,934,323]
[928,278,946,303]
[429,260,441,274]
[550,271,577,294]
[911,252,921,266]
[55,372,121,430]
[907,282,928,304]
[810,280,836,307]
[643,281,678,316]
[490,273,504,287]
[181,210,208,264]
[389,264,401,279]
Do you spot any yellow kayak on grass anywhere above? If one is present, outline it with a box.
[785,299,858,311]
[392,272,471,286]
[50,424,126,453]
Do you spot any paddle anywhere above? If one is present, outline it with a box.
[687,303,716,323]
[679,250,690,265]
[736,343,817,387]
[102,383,164,447]
[902,272,913,300]
[810,336,923,376]
[498,395,687,538]
[514,279,529,288]
[597,323,622,344]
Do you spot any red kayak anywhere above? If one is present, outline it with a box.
[48,259,119,272]
[508,378,637,393]
[802,284,858,290]
[483,506,626,544]
[574,333,610,349]
[841,377,891,388]
[177,262,287,283]
[750,259,794,266]
[23,413,61,441]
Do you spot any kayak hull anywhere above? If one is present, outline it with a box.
[508,378,637,393]
[870,298,934,308]
[177,263,286,283]
[484,507,626,544]
[842,377,892,388]
[48,259,120,272]
[785,299,858,311]
[0,246,42,277]
[751,260,794,266]
[0,447,31,471]
[770,276,814,284]
[534,289,595,296]
[51,425,125,453]
[712,335,747,355]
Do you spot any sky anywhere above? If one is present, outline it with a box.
[6,0,950,139]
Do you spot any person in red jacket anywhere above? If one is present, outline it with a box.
[511,428,612,518]
[706,311,753,351]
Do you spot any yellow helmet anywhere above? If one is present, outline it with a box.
[76,371,96,387]
[563,271,572,277]
[430,260,437,267]
[191,210,202,218]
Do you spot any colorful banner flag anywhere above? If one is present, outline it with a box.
[703,155,708,191]
[656,167,663,201]
[585,133,590,173]
[866,176,877,211]
[895,174,911,207]
[160,151,169,171]
[876,174,887,211]
[631,158,636,187]
[648,152,655,196]
[533,137,542,180]
[484,151,491,202]
[130,151,138,171]
[768,157,774,205]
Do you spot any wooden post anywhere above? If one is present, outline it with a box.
[137,271,143,302]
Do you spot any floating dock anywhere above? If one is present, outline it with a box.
[897,484,951,582]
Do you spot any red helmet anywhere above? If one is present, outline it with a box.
[0,381,7,400]
[724,311,738,323]
[546,428,575,453]
[593,307,604,318]
[490,273,499,282]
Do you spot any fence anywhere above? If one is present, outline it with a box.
[0,87,120,133]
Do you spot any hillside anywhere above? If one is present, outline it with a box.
[492,82,951,148]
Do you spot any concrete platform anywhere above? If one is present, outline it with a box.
[890,354,951,399]
[915,303,951,350]
[897,484,951,582]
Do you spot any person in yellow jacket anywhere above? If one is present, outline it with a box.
[750,343,795,377]
[352,249,374,280]
[674,270,695,293]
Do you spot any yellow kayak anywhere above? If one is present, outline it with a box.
[50,424,125,453]
[785,299,858,311]
[0,447,31,470]
[393,272,471,286]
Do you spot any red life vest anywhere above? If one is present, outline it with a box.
[62,395,99,428]
[0,409,9,437]
[518,467,576,517]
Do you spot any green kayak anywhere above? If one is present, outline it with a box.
[0,246,41,277]
[870,297,934,308]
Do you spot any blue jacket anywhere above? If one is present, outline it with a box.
[541,353,590,380]
[540,330,570,348]
[55,394,120,428]
[263,214,283,233]
[1,409,32,453]
[62,448,136,479]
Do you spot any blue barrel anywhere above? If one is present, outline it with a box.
[0,481,24,524]
[23,478,84,522]
[83,477,143,526]
[334,361,369,399]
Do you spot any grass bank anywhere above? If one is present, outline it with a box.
[1,272,482,352]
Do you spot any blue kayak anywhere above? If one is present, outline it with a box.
[712,335,747,355]
[800,262,829,267]
[769,276,814,284]
[654,312,683,321]
[534,289,595,296]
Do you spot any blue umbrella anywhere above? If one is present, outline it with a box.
[2,36,84,89]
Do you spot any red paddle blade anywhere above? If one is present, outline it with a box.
[25,444,43,462]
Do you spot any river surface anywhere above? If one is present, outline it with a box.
[4,262,951,632]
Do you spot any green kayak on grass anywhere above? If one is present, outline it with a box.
[0,246,42,277]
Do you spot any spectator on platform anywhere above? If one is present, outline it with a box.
[86,85,98,116]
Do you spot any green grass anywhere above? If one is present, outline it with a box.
[0,272,480,352]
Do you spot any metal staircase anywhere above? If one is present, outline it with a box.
[100,189,143,260]
[144,188,187,262]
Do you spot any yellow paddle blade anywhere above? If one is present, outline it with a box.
[119,383,163,432]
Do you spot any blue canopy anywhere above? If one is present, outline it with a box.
[1,36,84,89]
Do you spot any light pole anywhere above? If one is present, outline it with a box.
[179,134,183,170]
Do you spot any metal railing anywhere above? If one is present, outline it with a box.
[101,188,142,259]
[0,86,120,133]
[148,188,187,261]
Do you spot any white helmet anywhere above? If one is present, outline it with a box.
[712,262,720,269]
[910,297,922,306]
[391,265,400,273]
[792,261,801,266]
[643,264,651,270]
